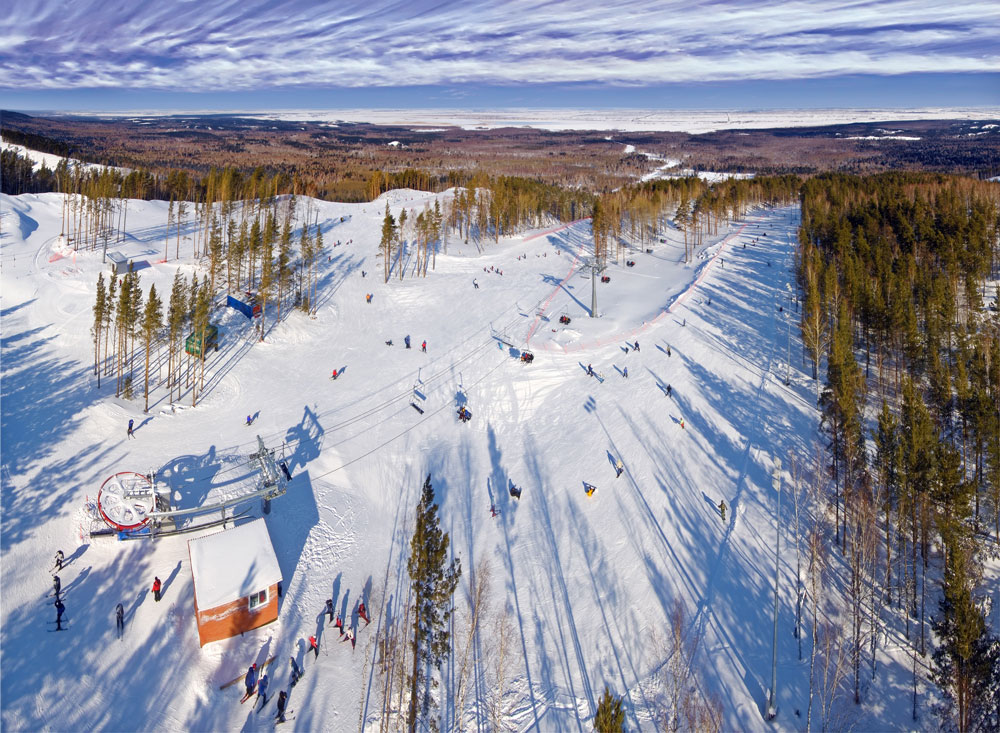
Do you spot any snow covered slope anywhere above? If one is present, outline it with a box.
[1,187,902,731]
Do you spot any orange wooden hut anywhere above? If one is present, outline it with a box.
[188,518,282,647]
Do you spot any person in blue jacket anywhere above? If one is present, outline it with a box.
[244,663,257,699]
[256,674,269,708]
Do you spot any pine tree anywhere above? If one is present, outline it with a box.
[141,284,162,412]
[166,270,187,402]
[594,685,625,732]
[406,475,461,732]
[92,272,106,388]
[380,203,396,283]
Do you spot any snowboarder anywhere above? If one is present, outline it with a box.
[615,459,624,478]
[54,598,65,630]
[666,384,672,397]
[116,603,124,638]
[152,576,161,602]
[256,674,269,709]
[359,602,370,625]
[585,483,596,497]
[52,575,61,596]
[53,550,64,571]
[331,369,339,380]
[421,340,427,353]
[242,663,258,701]
[325,598,334,624]
[719,500,727,522]
[404,335,411,349]
[385,339,393,346]
[276,691,288,723]
[289,656,303,686]
[127,418,135,439]
[623,366,628,379]
[309,635,319,659]
[473,278,479,289]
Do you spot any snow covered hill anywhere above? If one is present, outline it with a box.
[0,187,912,731]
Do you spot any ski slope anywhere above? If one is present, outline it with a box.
[0,186,909,731]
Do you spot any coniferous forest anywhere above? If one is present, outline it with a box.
[797,173,1000,731]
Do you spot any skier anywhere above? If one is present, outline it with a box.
[309,635,319,659]
[585,483,596,497]
[276,691,288,723]
[331,369,339,380]
[335,613,344,635]
[246,414,253,426]
[404,335,411,349]
[682,318,686,327]
[680,417,685,429]
[667,345,671,357]
[634,341,640,352]
[587,364,593,377]
[52,575,61,596]
[243,663,258,701]
[359,602,370,625]
[325,598,334,624]
[127,418,135,439]
[343,628,356,648]
[289,656,303,686]
[421,340,427,353]
[666,384,672,397]
[55,598,66,630]
[256,674,269,709]
[623,366,628,379]
[473,278,479,289]
[53,550,64,571]
[366,293,372,304]
[152,576,161,602]
[490,504,499,518]
[719,500,727,522]
[615,459,624,478]
[116,603,124,638]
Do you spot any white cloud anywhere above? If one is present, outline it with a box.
[1,0,998,90]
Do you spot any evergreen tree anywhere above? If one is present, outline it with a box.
[594,685,625,732]
[141,284,162,412]
[406,475,461,732]
[92,272,106,388]
[380,202,396,283]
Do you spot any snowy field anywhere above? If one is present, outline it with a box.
[1,185,920,731]
[76,106,1000,133]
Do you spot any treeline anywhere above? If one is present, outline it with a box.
[592,175,802,263]
[797,172,1000,730]
[91,192,325,409]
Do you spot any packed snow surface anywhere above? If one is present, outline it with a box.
[0,184,923,731]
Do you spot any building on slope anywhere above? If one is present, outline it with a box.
[187,518,282,646]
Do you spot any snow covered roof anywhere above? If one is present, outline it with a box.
[188,519,282,609]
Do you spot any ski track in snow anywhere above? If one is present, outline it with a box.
[3,187,921,731]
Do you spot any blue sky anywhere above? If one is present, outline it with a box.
[1,0,998,111]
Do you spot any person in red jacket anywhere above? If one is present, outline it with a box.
[152,576,162,602]
[309,635,319,659]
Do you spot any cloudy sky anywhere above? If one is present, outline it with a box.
[2,0,998,111]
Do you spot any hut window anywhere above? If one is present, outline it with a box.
[248,589,268,611]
